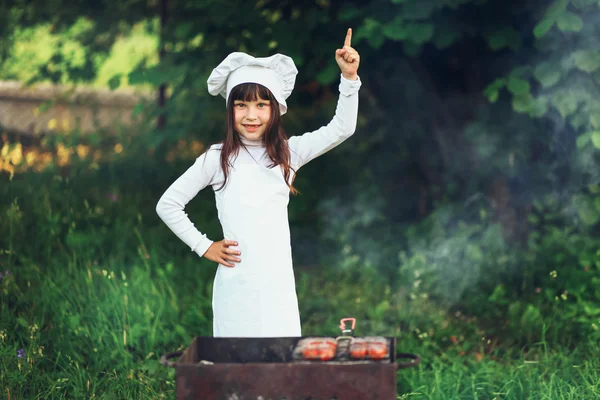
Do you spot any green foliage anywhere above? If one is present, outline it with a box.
[94,21,159,89]
[488,0,600,160]
[348,0,482,57]
[484,78,507,103]
[533,61,561,88]
[0,17,159,87]
[483,194,600,344]
[398,209,509,307]
[2,23,63,82]
[3,155,600,396]
[399,346,600,399]
[486,27,522,51]
[573,49,600,73]
[557,12,584,32]
[2,0,600,396]
[533,0,569,39]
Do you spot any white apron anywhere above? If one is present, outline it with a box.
[156,74,361,338]
[211,162,301,337]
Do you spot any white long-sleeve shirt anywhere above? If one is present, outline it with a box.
[156,74,361,337]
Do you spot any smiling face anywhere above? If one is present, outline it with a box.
[219,83,296,194]
[233,97,272,141]
[227,83,280,144]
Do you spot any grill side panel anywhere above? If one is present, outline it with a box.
[175,363,397,400]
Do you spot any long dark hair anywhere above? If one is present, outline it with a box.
[216,83,298,194]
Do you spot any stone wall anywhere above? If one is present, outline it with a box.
[0,81,154,136]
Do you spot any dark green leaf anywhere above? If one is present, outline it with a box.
[521,304,542,327]
[528,214,540,225]
[484,78,507,103]
[557,11,584,32]
[87,132,101,147]
[132,103,145,118]
[128,69,162,86]
[592,69,600,85]
[316,63,339,85]
[512,93,535,113]
[508,302,522,321]
[487,27,522,51]
[128,65,186,86]
[401,1,436,20]
[488,284,507,304]
[487,31,507,51]
[570,110,589,130]
[403,41,422,57]
[143,359,160,375]
[583,302,600,316]
[466,243,483,261]
[528,97,549,117]
[339,5,361,21]
[533,61,561,87]
[572,0,596,10]
[509,66,531,79]
[373,300,390,317]
[574,50,600,73]
[592,131,600,149]
[590,109,600,129]
[544,0,569,19]
[551,91,579,117]
[68,315,81,330]
[534,18,555,38]
[368,33,385,49]
[433,24,461,49]
[406,23,434,44]
[576,132,592,149]
[37,100,54,113]
[354,17,382,45]
[108,74,121,90]
[174,22,194,40]
[507,77,531,95]
[383,22,407,40]
[572,194,600,225]
[174,324,187,337]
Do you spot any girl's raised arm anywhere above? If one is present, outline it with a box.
[156,147,221,258]
[288,29,362,169]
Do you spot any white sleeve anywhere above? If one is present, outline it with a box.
[288,74,361,170]
[156,147,221,258]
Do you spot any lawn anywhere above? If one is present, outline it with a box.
[1,158,598,400]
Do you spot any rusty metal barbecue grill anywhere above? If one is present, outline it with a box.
[161,318,421,400]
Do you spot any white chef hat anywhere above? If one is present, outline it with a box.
[207,52,298,115]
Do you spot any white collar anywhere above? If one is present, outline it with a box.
[239,135,264,148]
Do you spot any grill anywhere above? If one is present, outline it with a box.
[161,318,421,400]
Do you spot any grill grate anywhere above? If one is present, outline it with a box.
[160,318,421,400]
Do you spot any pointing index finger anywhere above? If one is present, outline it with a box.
[344,28,352,47]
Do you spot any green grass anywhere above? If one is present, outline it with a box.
[1,163,599,399]
[398,345,600,399]
[2,239,598,399]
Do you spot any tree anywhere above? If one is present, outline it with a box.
[3,0,599,240]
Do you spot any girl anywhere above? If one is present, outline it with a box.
[156,29,361,337]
